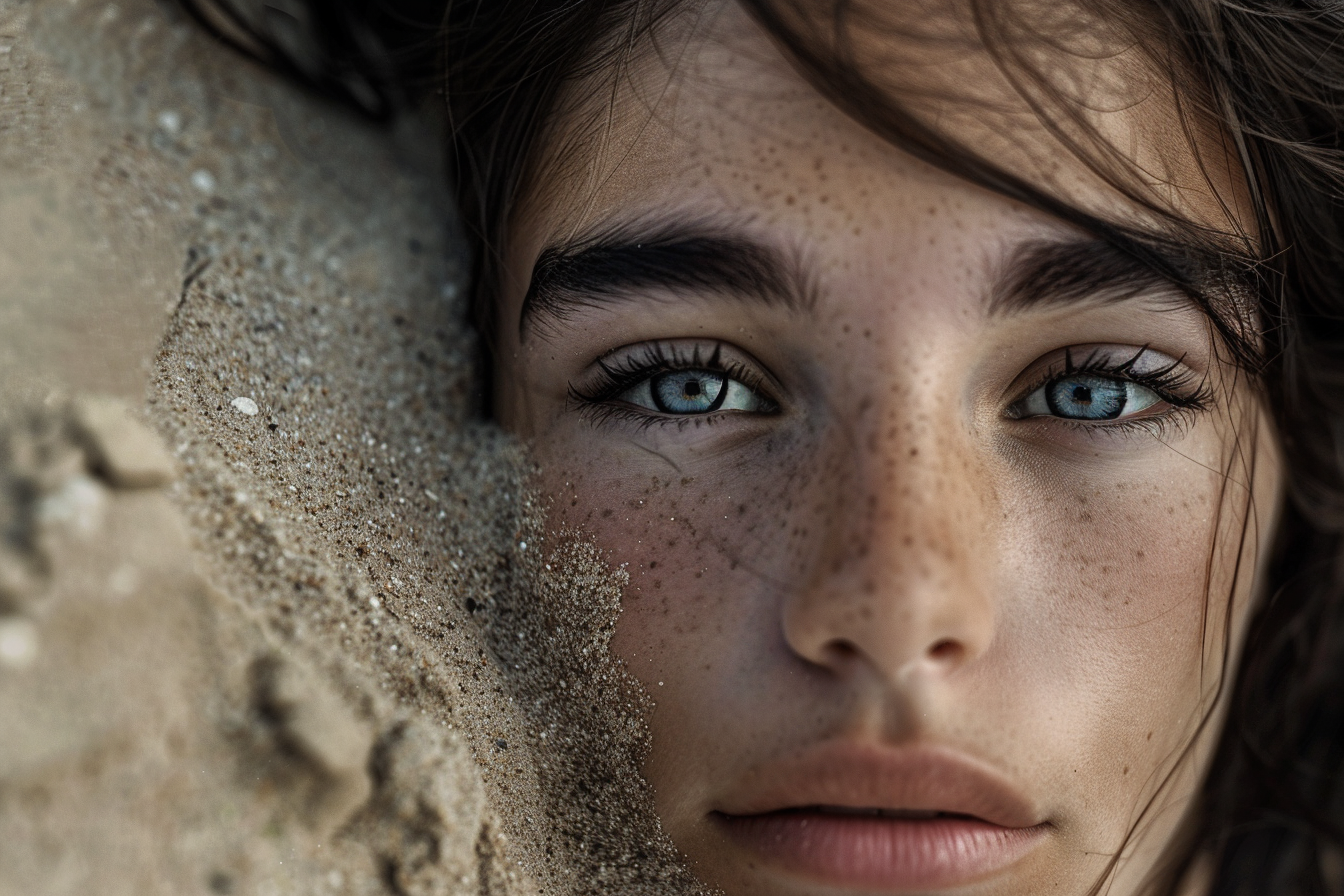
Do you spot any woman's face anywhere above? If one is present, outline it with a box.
[496,2,1281,893]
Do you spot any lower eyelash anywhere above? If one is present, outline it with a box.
[1054,405,1203,441]
[576,402,739,431]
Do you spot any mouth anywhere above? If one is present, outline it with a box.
[713,745,1050,891]
[715,807,1048,891]
[791,805,965,819]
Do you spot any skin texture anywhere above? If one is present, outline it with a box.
[497,2,1282,893]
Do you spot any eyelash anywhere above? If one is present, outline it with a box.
[1008,346,1214,438]
[568,341,778,428]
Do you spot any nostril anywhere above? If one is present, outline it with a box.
[819,639,861,668]
[927,638,963,663]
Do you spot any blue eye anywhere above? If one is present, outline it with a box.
[618,368,771,415]
[1016,373,1162,421]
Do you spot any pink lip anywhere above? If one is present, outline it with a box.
[714,743,1049,890]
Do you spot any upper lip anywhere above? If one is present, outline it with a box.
[714,741,1045,830]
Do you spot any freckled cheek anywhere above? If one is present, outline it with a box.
[1025,485,1214,630]
[531,431,821,679]
[998,451,1226,805]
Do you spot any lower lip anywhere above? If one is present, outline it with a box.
[718,811,1048,890]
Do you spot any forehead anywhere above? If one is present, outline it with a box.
[511,0,1248,265]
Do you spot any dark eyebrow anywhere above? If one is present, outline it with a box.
[521,224,1199,339]
[990,236,1194,317]
[519,220,811,340]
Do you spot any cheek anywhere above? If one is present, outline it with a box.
[1010,475,1218,645]
[992,434,1232,811]
[536,429,817,657]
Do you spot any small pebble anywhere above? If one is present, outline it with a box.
[0,618,39,671]
[191,169,216,193]
[71,396,178,488]
[230,397,259,416]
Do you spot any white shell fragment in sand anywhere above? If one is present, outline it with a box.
[0,617,39,671]
[71,396,178,489]
[190,169,216,193]
[157,110,182,135]
[230,396,259,417]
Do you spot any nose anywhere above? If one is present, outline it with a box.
[781,411,998,685]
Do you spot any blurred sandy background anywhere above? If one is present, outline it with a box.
[0,2,706,893]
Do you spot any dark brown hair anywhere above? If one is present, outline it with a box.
[168,1,1344,893]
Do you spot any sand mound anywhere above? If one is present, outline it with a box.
[0,1,709,893]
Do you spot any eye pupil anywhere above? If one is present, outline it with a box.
[684,381,702,398]
[1071,384,1092,405]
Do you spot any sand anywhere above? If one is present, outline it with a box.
[0,1,710,893]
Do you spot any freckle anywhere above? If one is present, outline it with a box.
[1123,766,1130,775]
[785,195,796,205]
[1147,731,1153,740]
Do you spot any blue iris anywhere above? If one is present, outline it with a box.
[652,370,727,413]
[1045,375,1128,420]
